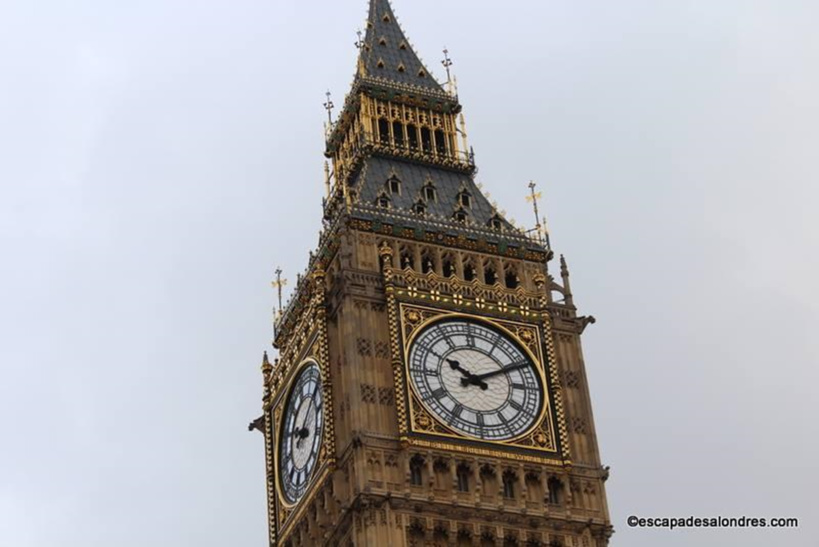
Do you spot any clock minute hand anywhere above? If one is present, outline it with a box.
[469,362,530,383]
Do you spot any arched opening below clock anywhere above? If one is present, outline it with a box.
[433,458,450,490]
[525,471,543,503]
[456,463,471,493]
[409,455,425,486]
[479,464,498,500]
[456,530,472,547]
[548,477,565,505]
[502,470,517,499]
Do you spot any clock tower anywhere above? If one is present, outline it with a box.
[257,0,613,545]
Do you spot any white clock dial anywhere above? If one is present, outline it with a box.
[408,319,543,441]
[278,362,324,504]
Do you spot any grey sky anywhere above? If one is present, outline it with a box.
[1,1,816,546]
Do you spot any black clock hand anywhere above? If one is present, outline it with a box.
[295,392,317,446]
[447,359,473,378]
[466,362,531,384]
[449,359,488,390]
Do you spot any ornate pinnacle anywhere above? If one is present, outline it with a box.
[441,47,453,82]
[323,90,335,125]
[379,243,394,270]
[560,255,574,306]
[324,161,331,198]
[261,351,273,376]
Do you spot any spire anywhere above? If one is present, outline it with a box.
[560,255,574,307]
[357,0,447,95]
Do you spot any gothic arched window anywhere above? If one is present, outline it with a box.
[434,129,447,155]
[421,249,435,274]
[548,477,565,505]
[400,246,415,270]
[454,207,468,224]
[458,190,472,209]
[387,175,401,195]
[410,455,424,486]
[456,463,471,493]
[502,471,517,499]
[407,124,419,150]
[463,260,477,282]
[505,264,520,289]
[484,263,498,285]
[423,181,437,202]
[442,253,456,278]
[392,120,404,147]
[378,118,390,144]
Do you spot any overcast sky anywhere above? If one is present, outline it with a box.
[1,1,817,546]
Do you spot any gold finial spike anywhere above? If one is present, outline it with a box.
[458,113,468,154]
[441,47,453,94]
[323,90,335,125]
[271,267,288,317]
[261,351,273,375]
[324,161,331,198]
[525,181,546,245]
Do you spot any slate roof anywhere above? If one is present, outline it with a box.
[358,0,446,94]
[351,156,515,231]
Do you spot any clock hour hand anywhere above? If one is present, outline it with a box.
[294,395,317,446]
[467,362,531,384]
[448,359,488,390]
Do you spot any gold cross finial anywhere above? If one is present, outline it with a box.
[525,181,550,248]
[271,267,288,317]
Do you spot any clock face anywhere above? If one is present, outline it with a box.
[408,319,543,441]
[278,362,324,505]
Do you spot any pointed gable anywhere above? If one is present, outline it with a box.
[358,0,447,94]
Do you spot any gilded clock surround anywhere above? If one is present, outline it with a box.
[274,358,325,509]
[401,308,556,449]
